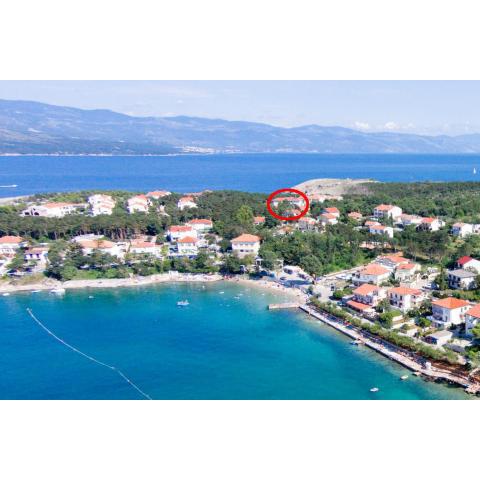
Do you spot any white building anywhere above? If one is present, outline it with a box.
[297,217,318,231]
[186,219,213,233]
[24,246,49,264]
[374,254,410,271]
[369,224,394,238]
[127,195,151,214]
[231,234,261,258]
[177,196,197,210]
[447,269,477,290]
[88,194,116,216]
[451,222,473,238]
[22,202,81,218]
[394,262,421,282]
[177,236,198,256]
[354,264,391,285]
[128,240,161,257]
[456,256,480,273]
[352,283,385,306]
[319,213,338,226]
[465,304,480,338]
[0,235,26,256]
[271,196,306,209]
[431,297,470,328]
[397,214,423,227]
[388,286,424,313]
[373,204,402,220]
[425,330,453,347]
[322,207,340,218]
[418,217,443,231]
[347,211,363,222]
[146,190,171,200]
[166,225,197,241]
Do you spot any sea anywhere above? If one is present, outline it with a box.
[0,283,468,399]
[0,153,477,399]
[1,153,480,197]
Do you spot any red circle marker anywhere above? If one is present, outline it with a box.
[266,188,310,221]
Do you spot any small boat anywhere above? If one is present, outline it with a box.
[370,387,379,392]
[400,375,409,380]
[177,300,189,306]
[0,184,17,188]
[413,371,421,376]
[50,288,66,294]
[31,290,42,293]
[351,339,364,346]
[219,291,225,294]
[2,292,10,296]
[88,295,94,299]
[474,167,477,175]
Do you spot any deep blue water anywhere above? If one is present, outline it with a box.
[1,153,480,197]
[0,283,468,399]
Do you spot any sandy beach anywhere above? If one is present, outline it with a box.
[0,272,223,294]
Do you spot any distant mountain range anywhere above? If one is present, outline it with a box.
[2,98,480,155]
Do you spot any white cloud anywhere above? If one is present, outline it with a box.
[354,121,370,130]
[383,121,399,130]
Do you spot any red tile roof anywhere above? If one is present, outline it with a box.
[466,304,480,319]
[457,256,474,266]
[389,286,422,296]
[0,235,23,244]
[177,236,197,244]
[169,225,193,232]
[432,297,470,310]
[346,300,373,311]
[353,284,379,295]
[361,264,390,276]
[232,234,261,243]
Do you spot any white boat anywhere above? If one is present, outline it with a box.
[31,290,42,293]
[219,291,224,294]
[2,292,10,297]
[177,300,189,306]
[413,371,421,376]
[50,288,66,294]
[370,387,379,392]
[474,168,477,175]
[0,184,17,188]
[400,375,409,380]
[88,295,94,299]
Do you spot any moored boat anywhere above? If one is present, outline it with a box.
[177,300,189,306]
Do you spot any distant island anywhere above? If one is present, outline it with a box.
[5,98,480,155]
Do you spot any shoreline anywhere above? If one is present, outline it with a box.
[0,273,306,302]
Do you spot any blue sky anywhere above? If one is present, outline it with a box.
[1,81,480,135]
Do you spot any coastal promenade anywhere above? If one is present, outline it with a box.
[299,304,480,395]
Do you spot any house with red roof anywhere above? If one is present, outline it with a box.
[146,190,171,199]
[186,219,213,233]
[352,283,385,306]
[253,216,266,225]
[129,239,161,257]
[177,196,197,210]
[231,234,261,258]
[322,207,340,218]
[373,204,402,220]
[418,217,444,232]
[127,194,151,214]
[431,297,470,327]
[388,286,424,312]
[319,213,338,226]
[465,304,480,337]
[166,225,197,241]
[374,254,409,271]
[394,262,421,282]
[354,264,391,285]
[347,211,363,221]
[22,202,83,218]
[297,216,318,231]
[456,256,480,273]
[0,235,26,256]
[88,194,115,216]
[177,236,198,256]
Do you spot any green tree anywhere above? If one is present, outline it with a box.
[235,205,254,227]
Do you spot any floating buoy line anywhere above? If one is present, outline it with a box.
[26,308,152,400]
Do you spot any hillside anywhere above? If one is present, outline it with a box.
[3,99,480,154]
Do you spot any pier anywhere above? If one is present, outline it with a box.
[298,304,480,395]
[268,302,301,310]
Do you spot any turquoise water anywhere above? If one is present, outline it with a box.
[1,153,480,197]
[0,283,468,399]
